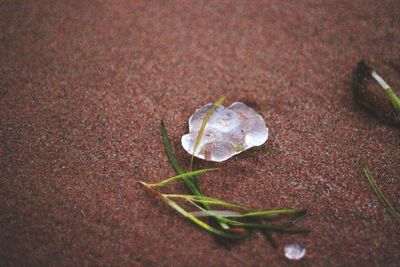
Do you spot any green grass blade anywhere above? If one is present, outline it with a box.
[160,121,201,195]
[240,209,305,218]
[167,195,304,219]
[147,168,219,188]
[222,218,310,233]
[363,166,400,222]
[190,210,242,217]
[184,198,232,230]
[385,87,400,111]
[160,121,187,175]
[371,71,400,111]
[188,209,303,218]
[190,96,227,170]
[179,194,309,234]
[164,194,253,211]
[160,121,229,229]
[165,194,250,230]
[160,194,244,239]
[363,167,400,221]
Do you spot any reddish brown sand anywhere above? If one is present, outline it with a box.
[1,1,400,266]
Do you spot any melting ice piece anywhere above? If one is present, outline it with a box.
[181,102,268,162]
[284,242,306,260]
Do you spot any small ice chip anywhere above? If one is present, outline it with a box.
[284,242,306,260]
[181,102,268,162]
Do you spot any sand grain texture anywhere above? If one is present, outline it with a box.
[1,1,400,266]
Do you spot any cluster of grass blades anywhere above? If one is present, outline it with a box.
[140,173,309,240]
[141,97,309,243]
[363,166,400,223]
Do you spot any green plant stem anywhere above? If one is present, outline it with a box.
[159,192,244,239]
[164,194,253,211]
[363,166,400,222]
[371,70,400,111]
[221,218,309,233]
[187,196,309,234]
[240,209,304,218]
[147,168,219,188]
[166,194,304,218]
[190,96,227,170]
[161,121,229,229]
[385,87,400,111]
[161,121,200,194]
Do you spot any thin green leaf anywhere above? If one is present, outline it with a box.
[166,194,249,230]
[363,167,400,221]
[188,209,304,218]
[363,166,400,222]
[190,96,227,170]
[386,87,400,112]
[240,209,305,218]
[160,121,229,229]
[160,193,244,239]
[147,168,219,188]
[165,194,304,219]
[183,195,309,234]
[222,218,310,233]
[163,194,253,212]
[371,71,400,111]
[184,197,231,229]
[160,121,201,195]
[190,210,242,217]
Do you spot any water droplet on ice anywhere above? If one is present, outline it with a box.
[181,102,268,162]
[284,242,306,260]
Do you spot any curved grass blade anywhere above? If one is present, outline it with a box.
[196,212,310,233]
[160,194,244,239]
[190,210,242,217]
[191,204,309,233]
[164,194,253,212]
[189,209,304,218]
[161,121,201,195]
[363,166,400,222]
[371,71,400,111]
[165,194,304,218]
[386,87,400,111]
[182,195,309,234]
[160,121,229,229]
[222,218,310,233]
[240,209,305,218]
[147,168,219,188]
[185,198,232,230]
[363,166,400,221]
[190,96,227,170]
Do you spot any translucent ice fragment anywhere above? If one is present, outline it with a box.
[284,242,306,260]
[181,102,268,162]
